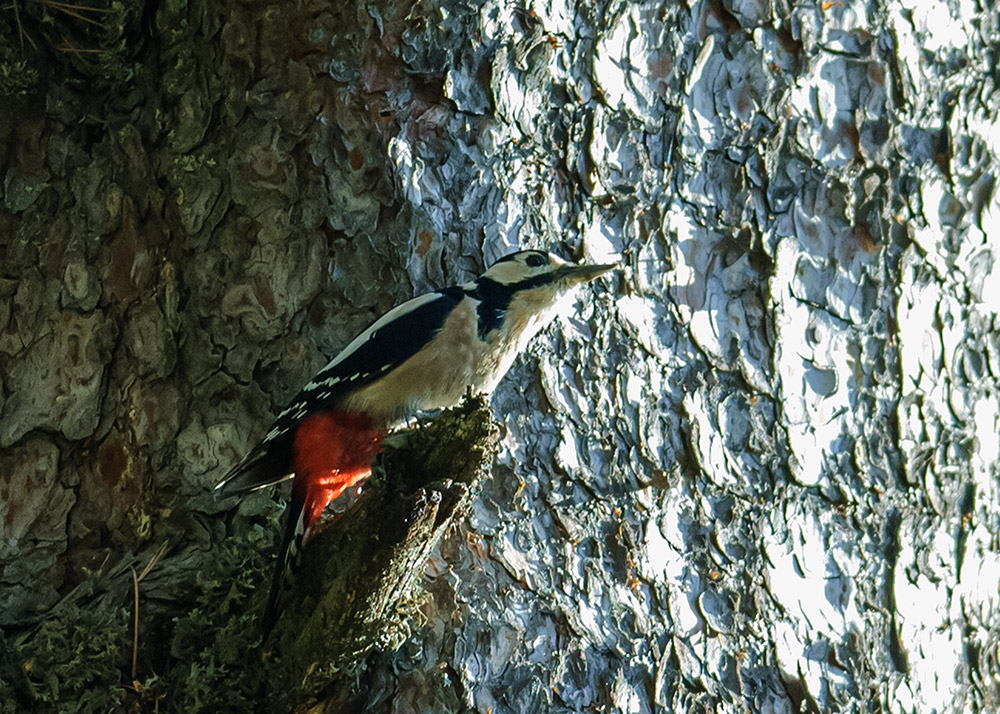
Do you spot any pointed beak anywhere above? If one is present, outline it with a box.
[561,262,618,285]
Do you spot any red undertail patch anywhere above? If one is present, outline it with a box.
[292,411,386,535]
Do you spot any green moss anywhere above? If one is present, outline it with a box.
[21,605,131,713]
[0,0,144,95]
[173,154,218,173]
[0,56,39,97]
[1,523,277,713]
[165,526,273,712]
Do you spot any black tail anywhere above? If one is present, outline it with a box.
[215,437,294,499]
[260,495,307,638]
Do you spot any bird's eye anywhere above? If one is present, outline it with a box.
[525,253,547,268]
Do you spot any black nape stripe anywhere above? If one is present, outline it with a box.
[466,271,559,338]
[466,278,513,338]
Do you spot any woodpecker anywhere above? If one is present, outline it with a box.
[215,249,615,633]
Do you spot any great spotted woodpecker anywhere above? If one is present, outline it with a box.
[215,249,615,633]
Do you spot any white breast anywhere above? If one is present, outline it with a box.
[343,299,486,422]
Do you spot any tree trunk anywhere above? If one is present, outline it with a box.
[2,0,999,712]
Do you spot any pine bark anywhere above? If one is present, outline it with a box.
[1,0,999,712]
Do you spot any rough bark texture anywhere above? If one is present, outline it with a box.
[1,0,999,712]
[267,398,499,707]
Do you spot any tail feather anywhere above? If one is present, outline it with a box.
[260,492,306,637]
[215,440,293,498]
[259,476,357,637]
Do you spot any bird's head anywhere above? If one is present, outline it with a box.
[474,250,616,335]
[481,249,616,296]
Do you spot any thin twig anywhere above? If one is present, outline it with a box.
[57,35,101,55]
[131,566,140,681]
[42,0,115,12]
[10,0,38,51]
[130,543,168,684]
[138,542,166,580]
[40,1,104,27]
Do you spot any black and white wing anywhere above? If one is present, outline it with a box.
[214,287,465,497]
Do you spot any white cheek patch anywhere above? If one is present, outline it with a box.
[487,261,534,285]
